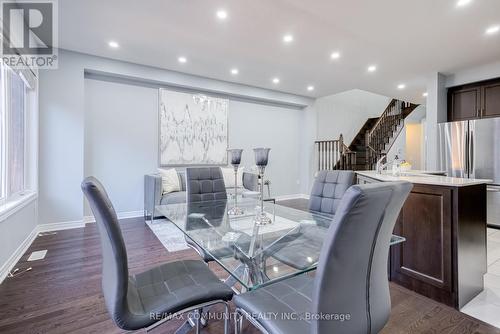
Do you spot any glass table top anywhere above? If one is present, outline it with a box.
[156,198,405,291]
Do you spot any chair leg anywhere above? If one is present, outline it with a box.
[195,309,201,334]
[223,301,230,334]
[234,309,244,334]
[234,310,239,334]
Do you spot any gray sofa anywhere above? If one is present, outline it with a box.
[144,169,259,220]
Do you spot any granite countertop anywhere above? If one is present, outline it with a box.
[356,170,492,187]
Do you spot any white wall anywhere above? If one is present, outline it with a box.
[446,60,500,88]
[84,79,158,215]
[83,78,303,215]
[425,73,447,170]
[299,106,317,194]
[314,89,391,145]
[386,105,427,166]
[227,99,302,196]
[386,125,406,162]
[39,52,85,225]
[0,200,38,279]
[405,123,424,170]
[39,49,312,225]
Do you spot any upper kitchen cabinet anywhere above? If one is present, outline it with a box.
[448,86,481,121]
[448,78,500,121]
[482,81,500,118]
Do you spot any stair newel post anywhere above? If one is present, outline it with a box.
[365,130,370,170]
[323,141,325,170]
[316,142,320,172]
[339,134,344,170]
[328,141,331,170]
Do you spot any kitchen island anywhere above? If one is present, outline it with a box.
[356,170,490,309]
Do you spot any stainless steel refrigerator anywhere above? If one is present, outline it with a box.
[438,119,500,227]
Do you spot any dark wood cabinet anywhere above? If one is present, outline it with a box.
[482,81,500,118]
[391,185,454,305]
[448,87,481,121]
[390,183,487,309]
[355,174,487,309]
[448,77,500,121]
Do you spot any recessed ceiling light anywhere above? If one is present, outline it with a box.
[108,41,119,48]
[397,84,406,90]
[230,68,239,75]
[272,77,280,84]
[456,0,472,7]
[216,9,228,20]
[422,92,428,97]
[307,85,315,91]
[367,65,377,72]
[485,25,500,35]
[178,56,187,63]
[330,52,340,60]
[283,34,294,43]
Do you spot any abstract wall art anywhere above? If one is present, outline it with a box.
[159,89,228,166]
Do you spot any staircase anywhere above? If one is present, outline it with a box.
[348,118,379,171]
[315,134,357,171]
[364,99,418,169]
[315,99,418,172]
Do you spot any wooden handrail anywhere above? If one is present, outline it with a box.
[365,99,417,169]
[367,99,397,140]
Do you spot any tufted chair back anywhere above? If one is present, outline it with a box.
[308,170,355,215]
[186,167,227,203]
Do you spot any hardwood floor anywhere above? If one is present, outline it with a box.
[0,209,498,333]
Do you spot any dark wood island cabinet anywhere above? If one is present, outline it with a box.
[357,171,488,309]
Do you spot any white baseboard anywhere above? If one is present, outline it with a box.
[83,215,95,224]
[37,220,87,233]
[0,219,91,284]
[118,210,144,220]
[275,193,310,201]
[83,210,144,224]
[0,227,39,284]
[0,209,145,284]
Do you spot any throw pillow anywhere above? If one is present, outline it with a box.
[157,168,181,194]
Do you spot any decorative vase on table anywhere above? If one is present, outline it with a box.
[253,148,272,225]
[227,149,245,216]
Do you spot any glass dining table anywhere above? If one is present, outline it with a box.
[155,198,405,292]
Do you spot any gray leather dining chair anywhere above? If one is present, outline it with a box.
[266,170,355,270]
[234,181,412,334]
[81,176,233,332]
[186,167,228,202]
[308,170,355,215]
[185,167,230,263]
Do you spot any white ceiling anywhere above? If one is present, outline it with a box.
[59,0,500,103]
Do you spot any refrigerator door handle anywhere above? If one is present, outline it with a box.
[464,126,469,176]
[468,124,475,178]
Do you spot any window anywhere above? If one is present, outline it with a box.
[7,68,26,196]
[0,63,36,212]
[0,68,4,203]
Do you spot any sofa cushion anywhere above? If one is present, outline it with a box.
[158,168,181,194]
[160,191,187,205]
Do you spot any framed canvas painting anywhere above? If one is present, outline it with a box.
[159,89,228,166]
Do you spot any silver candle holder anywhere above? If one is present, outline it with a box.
[253,148,272,225]
[227,149,245,216]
